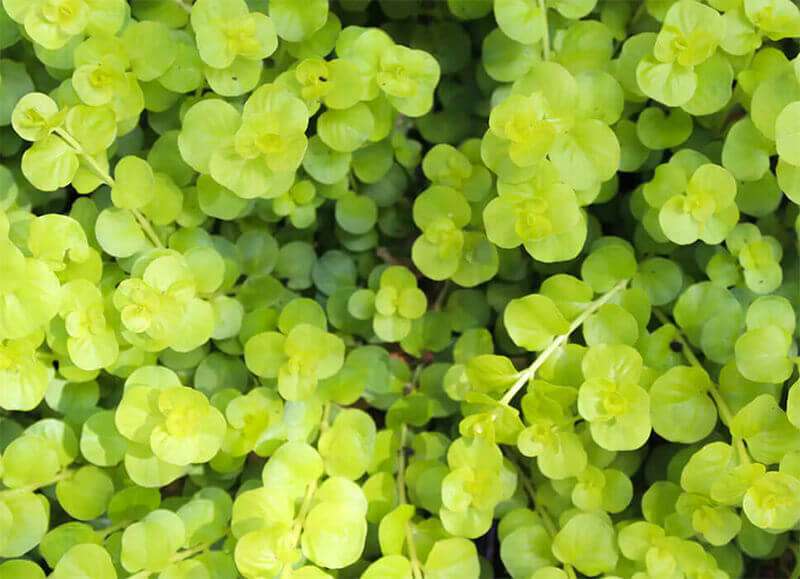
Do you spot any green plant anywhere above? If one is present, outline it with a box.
[1,0,800,577]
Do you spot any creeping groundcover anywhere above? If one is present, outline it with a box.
[1,0,800,577]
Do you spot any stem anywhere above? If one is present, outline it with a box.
[407,363,424,394]
[98,521,127,538]
[131,209,164,249]
[630,0,648,26]
[653,308,751,465]
[432,280,450,311]
[280,401,334,577]
[406,521,423,579]
[37,351,57,363]
[172,0,191,13]
[508,452,573,579]
[509,453,558,537]
[54,127,114,183]
[397,423,409,505]
[376,247,402,266]
[653,309,702,367]
[170,541,214,563]
[742,50,756,72]
[15,470,71,493]
[320,402,332,434]
[396,423,423,579]
[707,387,735,430]
[500,279,629,406]
[281,469,321,577]
[53,127,164,249]
[709,381,751,465]
[288,480,317,547]
[539,0,550,61]
[531,488,558,536]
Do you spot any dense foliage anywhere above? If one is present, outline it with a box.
[1,0,800,577]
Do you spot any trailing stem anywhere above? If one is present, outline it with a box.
[172,0,192,13]
[499,279,629,406]
[16,469,72,493]
[170,540,215,563]
[53,127,164,249]
[539,0,550,61]
[281,403,333,578]
[397,423,424,579]
[508,452,575,578]
[652,309,751,465]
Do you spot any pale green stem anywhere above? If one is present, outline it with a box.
[53,127,164,249]
[172,0,191,13]
[54,127,112,181]
[15,469,71,493]
[524,476,557,537]
[397,423,409,505]
[396,366,425,578]
[376,247,402,266]
[130,209,165,250]
[432,280,450,311]
[509,450,566,579]
[630,0,648,26]
[506,450,555,534]
[406,522,424,579]
[280,404,333,578]
[36,351,57,363]
[279,480,318,577]
[287,480,317,548]
[98,521,127,538]
[107,203,160,250]
[500,279,629,406]
[510,453,575,578]
[170,540,214,563]
[396,423,423,579]
[653,308,751,465]
[408,363,424,393]
[539,0,550,61]
[743,49,756,72]
[320,402,332,434]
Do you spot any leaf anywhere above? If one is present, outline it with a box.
[465,355,519,393]
[734,326,793,384]
[504,294,569,351]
